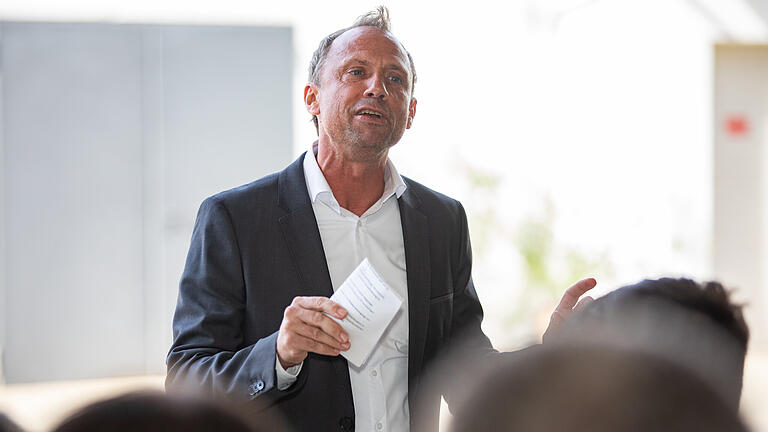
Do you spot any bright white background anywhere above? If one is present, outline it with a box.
[1,0,767,430]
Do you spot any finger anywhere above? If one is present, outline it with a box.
[556,278,597,312]
[294,296,347,319]
[573,296,594,312]
[295,307,349,344]
[289,333,341,357]
[292,322,350,351]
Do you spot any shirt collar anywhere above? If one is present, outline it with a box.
[303,142,407,215]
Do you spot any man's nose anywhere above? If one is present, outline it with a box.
[364,75,388,98]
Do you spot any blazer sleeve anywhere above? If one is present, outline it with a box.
[449,202,495,354]
[165,196,305,402]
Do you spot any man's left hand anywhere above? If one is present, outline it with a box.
[542,277,596,343]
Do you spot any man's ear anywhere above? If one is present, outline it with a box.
[406,97,417,129]
[304,83,321,116]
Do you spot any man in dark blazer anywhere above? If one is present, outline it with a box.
[166,7,595,432]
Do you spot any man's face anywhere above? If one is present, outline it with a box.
[305,26,417,161]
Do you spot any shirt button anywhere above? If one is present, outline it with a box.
[370,369,377,377]
[377,422,383,430]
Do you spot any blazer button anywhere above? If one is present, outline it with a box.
[249,380,265,396]
[339,416,354,431]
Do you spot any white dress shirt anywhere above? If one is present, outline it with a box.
[276,145,410,431]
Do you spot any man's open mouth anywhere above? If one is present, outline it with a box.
[357,109,384,119]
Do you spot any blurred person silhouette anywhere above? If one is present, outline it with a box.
[0,413,24,432]
[550,278,749,411]
[49,391,290,432]
[449,345,749,432]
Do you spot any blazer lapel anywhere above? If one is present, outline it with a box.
[398,180,431,400]
[276,153,334,297]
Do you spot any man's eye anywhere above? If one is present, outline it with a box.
[389,76,402,83]
[349,69,363,76]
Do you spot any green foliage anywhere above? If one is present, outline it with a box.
[458,160,613,336]
[461,163,503,259]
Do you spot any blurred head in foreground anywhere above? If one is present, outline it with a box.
[450,345,748,432]
[0,413,24,432]
[50,391,286,432]
[554,278,749,410]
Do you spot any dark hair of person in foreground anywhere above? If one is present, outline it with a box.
[572,278,748,350]
[450,345,749,432]
[50,391,288,432]
[555,277,749,410]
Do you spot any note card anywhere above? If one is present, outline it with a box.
[328,258,402,367]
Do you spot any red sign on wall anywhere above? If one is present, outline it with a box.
[725,115,750,137]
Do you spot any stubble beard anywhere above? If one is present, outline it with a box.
[336,119,398,163]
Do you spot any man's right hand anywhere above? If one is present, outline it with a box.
[276,296,350,369]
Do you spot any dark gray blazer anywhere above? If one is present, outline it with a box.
[166,153,495,431]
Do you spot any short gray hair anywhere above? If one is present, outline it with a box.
[307,6,417,134]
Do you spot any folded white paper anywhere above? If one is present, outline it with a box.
[328,258,402,367]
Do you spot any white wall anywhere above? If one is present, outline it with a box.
[714,44,768,344]
[0,22,293,383]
